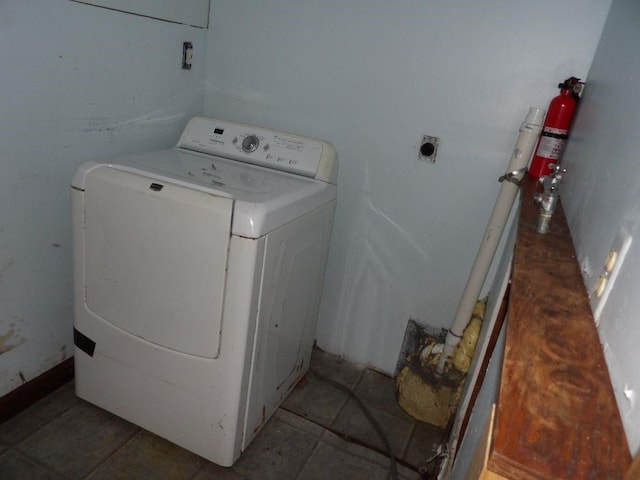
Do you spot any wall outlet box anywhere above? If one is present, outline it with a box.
[418,135,439,163]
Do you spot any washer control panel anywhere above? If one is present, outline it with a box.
[177,116,332,179]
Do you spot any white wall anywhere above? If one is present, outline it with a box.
[0,0,205,396]
[561,0,640,456]
[204,0,611,373]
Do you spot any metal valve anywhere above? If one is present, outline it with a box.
[533,165,566,234]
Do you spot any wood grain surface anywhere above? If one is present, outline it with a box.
[487,176,631,479]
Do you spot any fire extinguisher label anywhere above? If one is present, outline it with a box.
[540,126,569,139]
[536,135,566,160]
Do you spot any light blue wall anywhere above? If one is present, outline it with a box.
[0,0,205,396]
[562,0,640,457]
[203,0,611,373]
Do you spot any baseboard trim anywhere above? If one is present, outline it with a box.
[0,357,74,425]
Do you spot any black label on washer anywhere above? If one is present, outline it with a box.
[74,328,96,357]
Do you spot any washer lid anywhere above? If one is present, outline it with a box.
[72,149,336,238]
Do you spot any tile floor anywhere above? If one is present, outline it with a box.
[0,348,445,479]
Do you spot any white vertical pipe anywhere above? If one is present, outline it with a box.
[437,107,545,374]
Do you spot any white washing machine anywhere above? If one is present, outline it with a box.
[71,116,337,466]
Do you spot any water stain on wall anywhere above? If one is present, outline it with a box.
[0,328,26,355]
[0,259,27,354]
[0,257,15,283]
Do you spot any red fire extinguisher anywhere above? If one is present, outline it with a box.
[529,77,583,178]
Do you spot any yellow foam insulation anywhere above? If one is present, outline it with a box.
[452,299,486,373]
[396,298,487,429]
[397,366,455,429]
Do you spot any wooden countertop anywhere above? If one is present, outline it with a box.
[487,176,631,479]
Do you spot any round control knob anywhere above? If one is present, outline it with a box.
[242,135,260,153]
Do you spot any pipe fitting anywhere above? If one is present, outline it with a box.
[534,165,566,234]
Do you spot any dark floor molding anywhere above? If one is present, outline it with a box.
[0,357,74,425]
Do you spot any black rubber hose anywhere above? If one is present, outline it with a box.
[310,369,399,480]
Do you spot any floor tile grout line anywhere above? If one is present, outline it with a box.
[311,369,412,460]
[342,367,416,423]
[0,383,80,447]
[292,373,353,425]
[400,422,418,460]
[7,446,70,480]
[275,407,333,441]
[312,362,449,473]
[293,435,323,480]
[349,367,366,391]
[280,406,420,474]
[318,424,418,477]
[327,383,352,426]
[291,365,362,428]
[351,369,414,421]
[80,426,142,479]
[185,459,213,480]
[8,397,143,480]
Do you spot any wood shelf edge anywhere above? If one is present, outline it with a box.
[484,177,631,479]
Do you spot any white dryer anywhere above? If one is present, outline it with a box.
[71,116,337,466]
